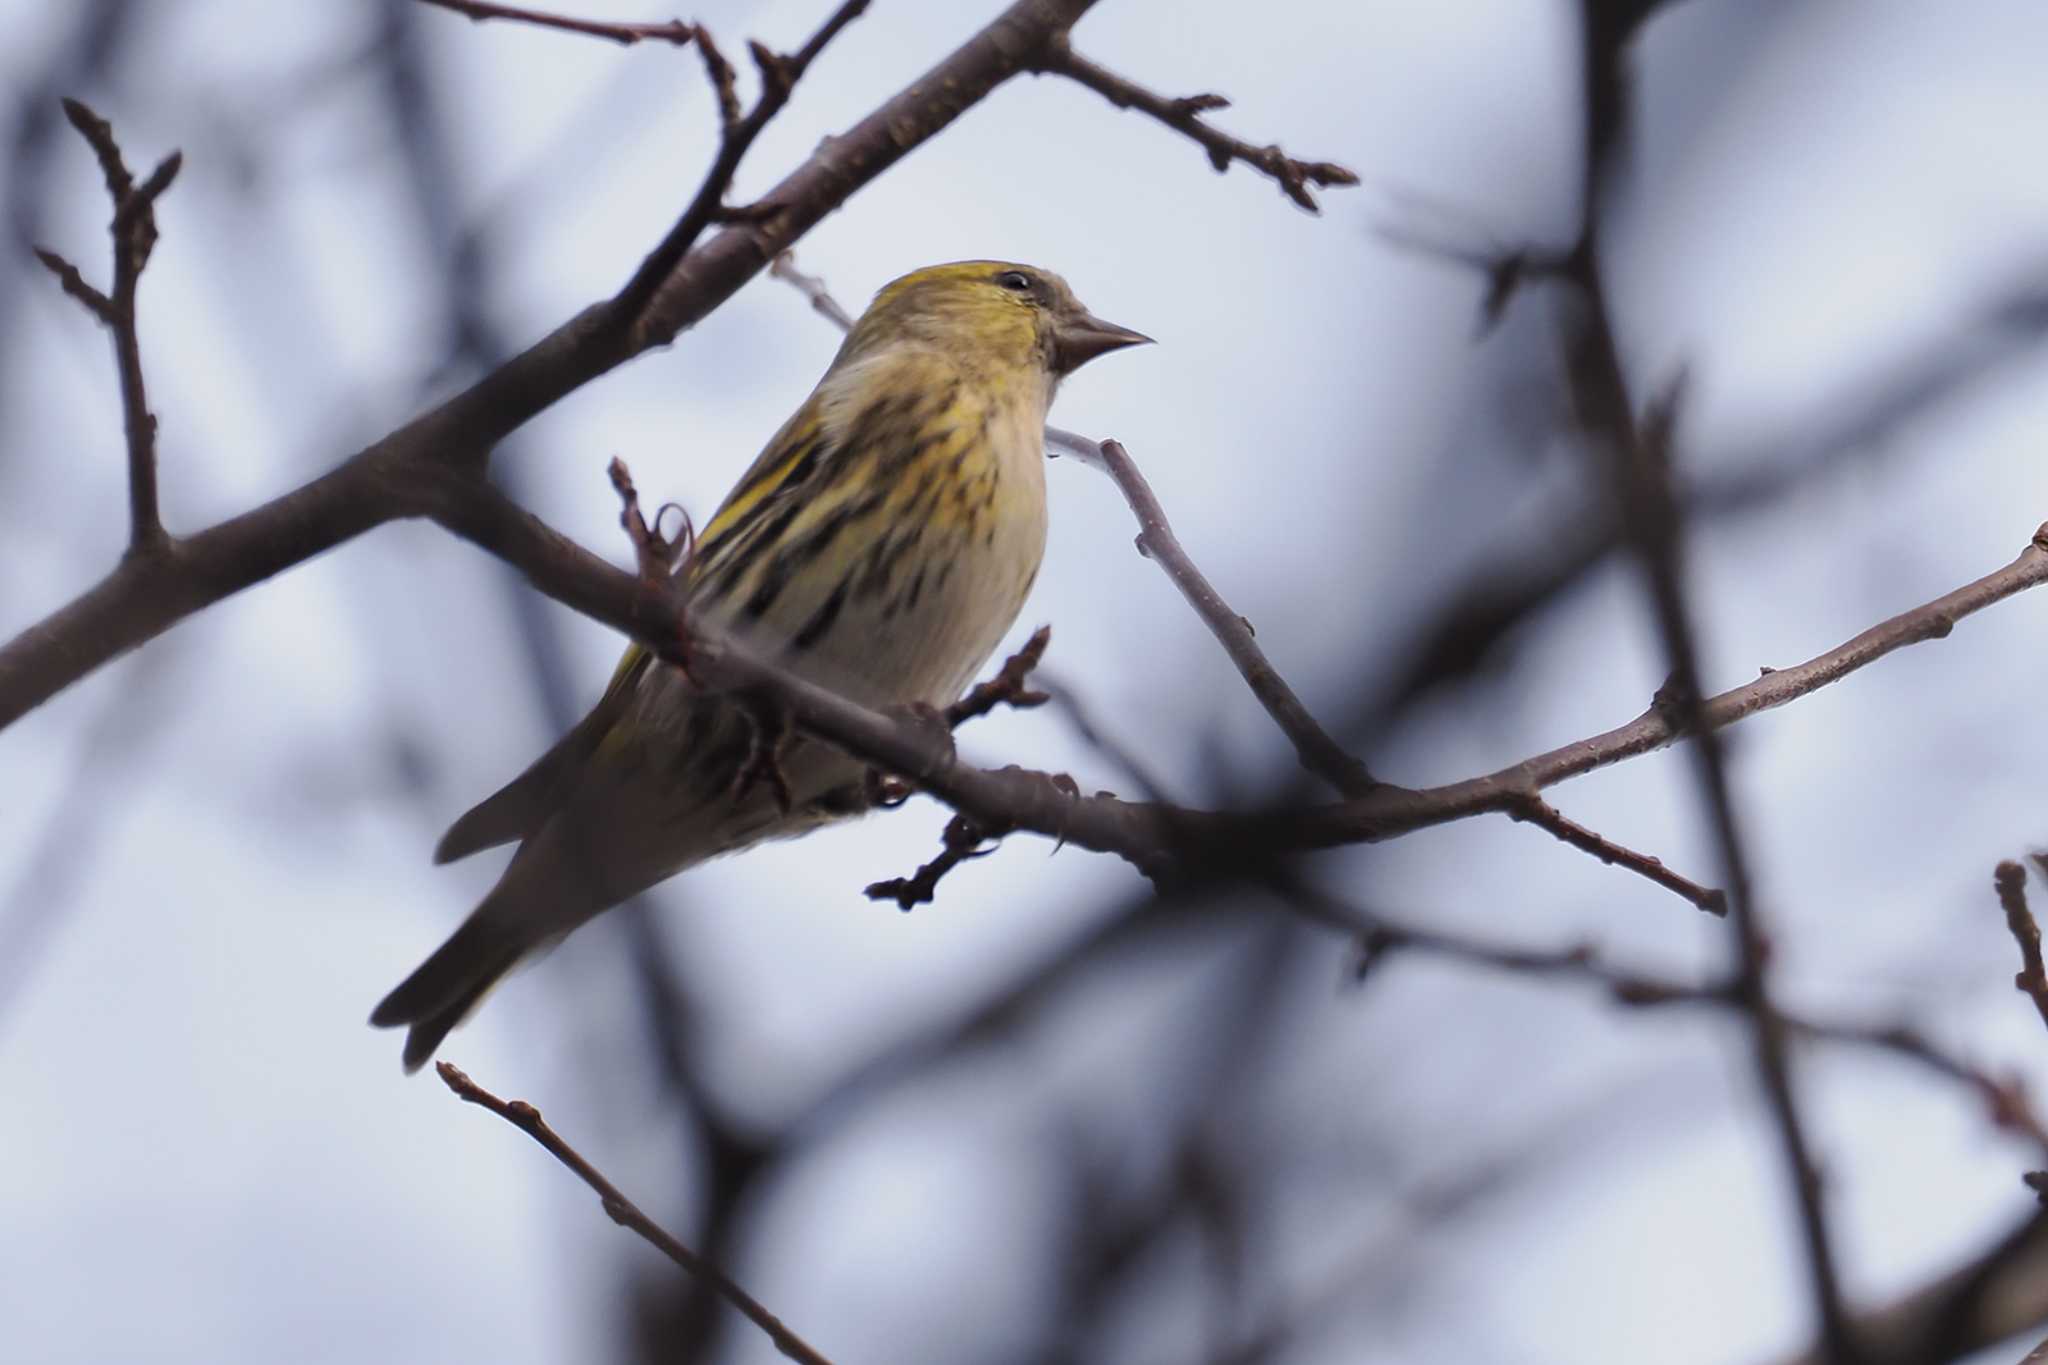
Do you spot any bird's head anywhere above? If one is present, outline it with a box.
[840,260,1151,381]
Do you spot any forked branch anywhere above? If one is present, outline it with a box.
[33,99,181,554]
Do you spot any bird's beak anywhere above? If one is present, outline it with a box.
[1054,312,1154,373]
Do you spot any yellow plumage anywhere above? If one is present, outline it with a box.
[371,260,1149,1070]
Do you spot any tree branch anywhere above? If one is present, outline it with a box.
[1998,860,2048,1036]
[1070,435,1379,797]
[36,99,179,554]
[767,254,1731,913]
[1030,32,1359,211]
[1507,792,1726,915]
[0,0,1108,727]
[1562,3,1849,1341]
[435,1063,834,1365]
[415,0,697,47]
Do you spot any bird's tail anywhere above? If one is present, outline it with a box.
[370,883,542,1074]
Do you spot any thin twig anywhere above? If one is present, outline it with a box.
[1998,860,2048,1035]
[435,1064,834,1365]
[606,456,689,578]
[1083,437,1378,798]
[415,0,696,47]
[865,812,1008,910]
[1031,33,1358,212]
[945,625,1051,726]
[760,252,1710,915]
[770,251,856,329]
[612,0,870,337]
[1508,792,1727,915]
[39,99,178,554]
[1,0,1114,727]
[1326,886,2048,1166]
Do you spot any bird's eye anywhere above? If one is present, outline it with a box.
[996,270,1035,294]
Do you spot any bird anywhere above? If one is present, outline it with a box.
[370,260,1150,1071]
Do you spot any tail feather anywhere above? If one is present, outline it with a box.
[371,894,529,1074]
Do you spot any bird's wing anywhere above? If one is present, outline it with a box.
[432,395,843,865]
[431,644,657,863]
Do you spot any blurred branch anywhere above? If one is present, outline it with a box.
[1029,32,1358,211]
[32,99,180,554]
[1771,1210,2048,1365]
[1997,861,2048,1035]
[1334,887,2048,1168]
[766,253,1715,911]
[1566,274,1856,1348]
[1037,671,1175,802]
[13,14,2048,947]
[0,653,177,1032]
[434,1064,834,1365]
[416,0,697,47]
[1550,2,1857,1343]
[762,256,2048,897]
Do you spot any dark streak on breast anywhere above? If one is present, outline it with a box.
[792,578,850,651]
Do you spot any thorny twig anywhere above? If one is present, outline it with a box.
[415,0,696,47]
[435,1064,834,1365]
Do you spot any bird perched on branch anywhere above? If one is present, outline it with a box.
[371,260,1149,1071]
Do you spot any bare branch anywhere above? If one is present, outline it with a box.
[416,0,697,47]
[1032,33,1359,212]
[1068,435,1379,798]
[945,624,1051,727]
[1,0,1112,725]
[1558,19,1852,1329]
[865,812,1007,910]
[607,456,691,580]
[770,250,857,330]
[1334,887,2048,1167]
[434,1064,835,1365]
[1507,792,1727,915]
[37,101,179,554]
[1999,860,2048,1035]
[1771,1211,2048,1365]
[31,247,112,321]
[614,0,871,329]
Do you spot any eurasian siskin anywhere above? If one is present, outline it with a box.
[371,260,1149,1070]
